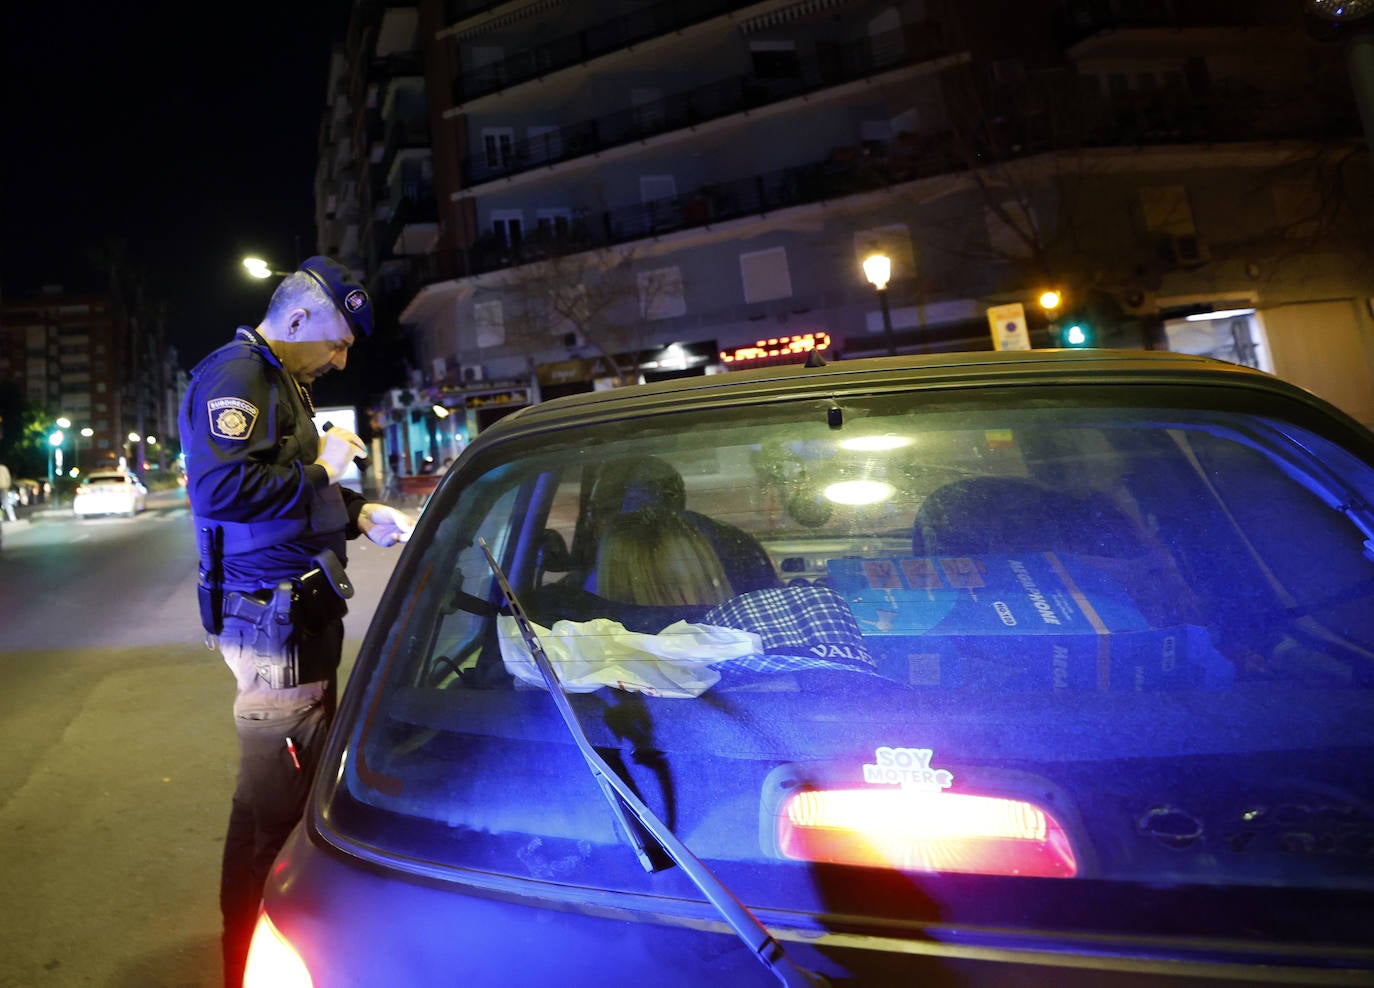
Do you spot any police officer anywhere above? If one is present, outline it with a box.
[178,256,413,987]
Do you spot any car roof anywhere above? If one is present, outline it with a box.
[475,349,1349,448]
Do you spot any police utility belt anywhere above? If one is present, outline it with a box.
[198,526,354,689]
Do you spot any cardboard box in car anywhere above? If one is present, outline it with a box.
[826,554,1230,691]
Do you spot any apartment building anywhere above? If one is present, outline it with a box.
[0,286,180,476]
[316,0,1374,476]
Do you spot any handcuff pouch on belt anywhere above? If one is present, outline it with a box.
[221,549,355,689]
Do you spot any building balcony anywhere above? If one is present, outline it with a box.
[443,0,509,25]
[1058,0,1288,46]
[456,83,1358,278]
[387,194,440,255]
[451,0,763,105]
[460,23,951,187]
[465,135,967,275]
[380,116,431,173]
[375,48,425,80]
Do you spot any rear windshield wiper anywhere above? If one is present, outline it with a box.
[477,538,827,988]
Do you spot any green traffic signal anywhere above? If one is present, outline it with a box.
[1062,323,1090,347]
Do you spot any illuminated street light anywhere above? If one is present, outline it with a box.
[242,256,291,279]
[862,254,892,291]
[431,404,451,419]
[862,252,895,356]
[1038,289,1064,347]
[128,431,141,443]
[56,415,72,429]
[48,428,65,505]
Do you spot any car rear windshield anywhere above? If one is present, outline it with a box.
[323,381,1374,933]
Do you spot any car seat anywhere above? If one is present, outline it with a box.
[913,476,1146,559]
[574,455,781,594]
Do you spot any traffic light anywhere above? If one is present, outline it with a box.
[1060,321,1092,348]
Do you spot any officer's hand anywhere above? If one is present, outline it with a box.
[360,503,415,547]
[315,427,368,484]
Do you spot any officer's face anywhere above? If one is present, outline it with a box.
[281,307,355,384]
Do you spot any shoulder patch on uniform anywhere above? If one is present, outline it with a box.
[207,397,259,441]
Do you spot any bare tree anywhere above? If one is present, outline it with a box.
[482,245,683,385]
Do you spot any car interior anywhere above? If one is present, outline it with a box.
[328,392,1374,913]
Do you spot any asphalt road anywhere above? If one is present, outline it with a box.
[0,489,403,987]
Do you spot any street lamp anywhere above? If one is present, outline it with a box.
[1038,289,1062,346]
[48,428,65,505]
[242,256,289,279]
[862,252,895,356]
[71,426,94,476]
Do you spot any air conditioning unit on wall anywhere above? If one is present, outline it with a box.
[462,365,485,384]
[1168,235,1210,268]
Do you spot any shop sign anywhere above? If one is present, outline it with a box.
[720,331,832,368]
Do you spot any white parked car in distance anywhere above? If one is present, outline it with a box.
[72,470,148,518]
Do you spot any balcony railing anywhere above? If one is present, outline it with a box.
[452,0,759,104]
[461,23,949,186]
[459,86,1356,279]
[386,194,440,253]
[1058,0,1280,46]
[381,115,431,172]
[464,137,968,275]
[396,81,1357,301]
[443,0,509,24]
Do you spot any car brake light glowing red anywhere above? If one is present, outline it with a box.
[778,789,1077,878]
[243,909,314,988]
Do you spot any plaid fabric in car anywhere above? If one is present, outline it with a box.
[704,585,876,674]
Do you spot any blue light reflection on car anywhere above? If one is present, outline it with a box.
[254,352,1374,987]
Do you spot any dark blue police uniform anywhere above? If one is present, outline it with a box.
[179,322,366,986]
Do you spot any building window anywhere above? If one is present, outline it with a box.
[535,208,572,242]
[526,125,562,164]
[640,176,677,230]
[474,300,505,348]
[491,210,524,247]
[639,266,686,321]
[631,89,665,134]
[750,41,800,79]
[640,175,676,203]
[471,46,505,90]
[868,8,905,65]
[739,247,793,303]
[482,127,514,170]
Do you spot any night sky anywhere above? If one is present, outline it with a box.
[2,2,352,369]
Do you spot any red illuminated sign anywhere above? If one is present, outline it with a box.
[720,332,831,367]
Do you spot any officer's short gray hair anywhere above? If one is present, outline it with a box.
[265,271,338,325]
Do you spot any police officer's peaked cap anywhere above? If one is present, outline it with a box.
[299,256,373,337]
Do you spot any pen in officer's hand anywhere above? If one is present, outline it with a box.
[321,421,370,471]
[285,736,302,772]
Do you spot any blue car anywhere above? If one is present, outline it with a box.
[249,350,1374,987]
